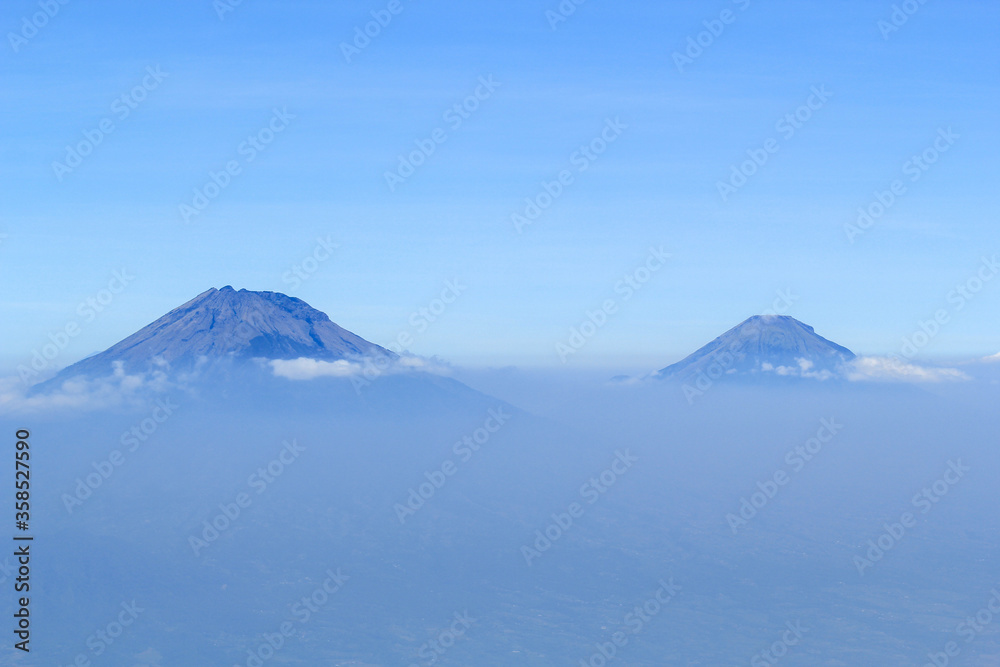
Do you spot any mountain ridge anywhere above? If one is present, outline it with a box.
[653,314,856,382]
[47,286,393,382]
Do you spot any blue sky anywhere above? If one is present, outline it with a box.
[1,0,998,370]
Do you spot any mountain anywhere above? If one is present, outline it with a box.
[653,315,855,382]
[47,286,394,382]
[31,286,520,419]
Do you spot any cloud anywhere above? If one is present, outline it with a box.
[395,356,451,374]
[0,361,169,414]
[846,356,969,383]
[982,352,1000,363]
[0,354,455,411]
[269,358,363,380]
[761,358,835,380]
[268,355,451,381]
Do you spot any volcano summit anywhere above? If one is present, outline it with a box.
[47,286,393,382]
[653,315,856,382]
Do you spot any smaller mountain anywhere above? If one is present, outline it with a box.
[47,286,393,382]
[653,315,855,382]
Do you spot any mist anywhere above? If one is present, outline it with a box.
[2,359,998,666]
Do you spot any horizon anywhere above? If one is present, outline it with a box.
[2,0,998,371]
[4,3,999,662]
[4,282,995,384]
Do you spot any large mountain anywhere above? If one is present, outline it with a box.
[49,286,394,381]
[653,314,856,382]
[33,287,513,417]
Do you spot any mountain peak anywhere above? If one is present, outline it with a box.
[655,315,855,382]
[51,287,393,381]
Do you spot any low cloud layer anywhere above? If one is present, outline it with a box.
[0,361,169,414]
[761,358,837,380]
[845,356,969,383]
[268,355,450,381]
[268,358,363,380]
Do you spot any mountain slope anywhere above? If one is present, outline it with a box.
[654,315,855,382]
[49,286,393,381]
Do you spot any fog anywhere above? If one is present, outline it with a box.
[2,363,999,665]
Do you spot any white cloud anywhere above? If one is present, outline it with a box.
[269,358,362,380]
[0,361,168,414]
[982,352,1000,363]
[846,356,969,383]
[268,355,451,381]
[1,354,454,412]
[395,356,451,374]
[761,357,834,380]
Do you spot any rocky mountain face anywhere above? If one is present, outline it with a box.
[654,315,856,382]
[50,286,393,381]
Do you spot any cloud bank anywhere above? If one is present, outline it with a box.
[845,356,969,383]
[268,355,451,381]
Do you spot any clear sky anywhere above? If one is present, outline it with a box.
[1,0,997,371]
